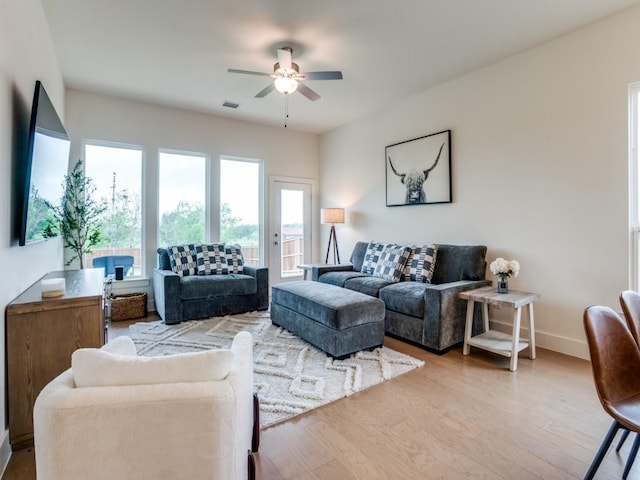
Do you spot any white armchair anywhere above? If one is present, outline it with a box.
[34,331,258,480]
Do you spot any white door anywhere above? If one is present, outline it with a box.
[270,179,312,286]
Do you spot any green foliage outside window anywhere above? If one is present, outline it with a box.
[95,189,142,249]
[159,201,205,246]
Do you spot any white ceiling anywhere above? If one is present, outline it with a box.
[41,0,640,134]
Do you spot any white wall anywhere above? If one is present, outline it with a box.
[64,89,320,301]
[0,0,65,471]
[320,5,640,359]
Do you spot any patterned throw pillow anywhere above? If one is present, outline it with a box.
[361,241,385,274]
[372,244,412,282]
[225,244,245,274]
[167,244,198,277]
[404,244,438,283]
[196,243,228,275]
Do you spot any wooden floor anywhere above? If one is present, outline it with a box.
[3,317,638,479]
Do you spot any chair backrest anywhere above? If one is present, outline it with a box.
[620,290,640,347]
[583,305,640,413]
[92,255,134,277]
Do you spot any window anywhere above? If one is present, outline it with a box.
[220,158,262,265]
[630,83,640,290]
[84,143,143,276]
[279,188,304,276]
[158,151,207,246]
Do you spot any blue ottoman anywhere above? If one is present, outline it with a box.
[270,281,385,359]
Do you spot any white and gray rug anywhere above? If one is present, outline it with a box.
[129,311,424,429]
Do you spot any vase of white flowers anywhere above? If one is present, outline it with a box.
[496,274,509,293]
[489,257,520,294]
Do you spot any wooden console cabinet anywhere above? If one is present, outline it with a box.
[6,268,104,449]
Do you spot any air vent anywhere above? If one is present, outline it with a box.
[222,101,239,109]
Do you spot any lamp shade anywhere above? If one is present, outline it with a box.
[321,208,345,224]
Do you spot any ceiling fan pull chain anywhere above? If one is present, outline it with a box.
[284,94,289,128]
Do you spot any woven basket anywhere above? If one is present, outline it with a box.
[109,293,147,322]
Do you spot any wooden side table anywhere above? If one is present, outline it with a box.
[459,286,539,372]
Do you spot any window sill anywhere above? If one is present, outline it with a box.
[106,277,150,291]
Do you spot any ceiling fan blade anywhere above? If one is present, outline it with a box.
[255,83,275,98]
[300,71,343,80]
[296,82,320,101]
[277,48,292,70]
[228,69,271,77]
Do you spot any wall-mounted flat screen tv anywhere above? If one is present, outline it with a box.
[19,81,71,246]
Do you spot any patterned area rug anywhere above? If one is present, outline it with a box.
[129,311,424,429]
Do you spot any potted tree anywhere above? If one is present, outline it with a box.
[44,159,106,268]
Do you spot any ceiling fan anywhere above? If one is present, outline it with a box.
[228,47,343,101]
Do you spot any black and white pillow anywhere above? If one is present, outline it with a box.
[225,244,245,274]
[361,241,385,274]
[372,244,412,282]
[404,244,438,283]
[168,244,198,277]
[196,243,228,275]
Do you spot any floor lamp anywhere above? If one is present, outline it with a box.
[321,208,344,264]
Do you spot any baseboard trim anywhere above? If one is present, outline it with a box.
[490,320,589,360]
[0,429,12,477]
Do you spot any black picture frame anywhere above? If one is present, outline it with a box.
[385,130,452,207]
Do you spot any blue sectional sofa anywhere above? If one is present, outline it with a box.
[311,242,490,353]
[153,247,269,325]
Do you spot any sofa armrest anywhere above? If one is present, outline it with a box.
[311,263,355,281]
[153,268,182,324]
[422,280,491,351]
[242,265,269,310]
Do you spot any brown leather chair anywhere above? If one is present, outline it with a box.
[621,290,640,345]
[617,290,640,476]
[583,305,640,480]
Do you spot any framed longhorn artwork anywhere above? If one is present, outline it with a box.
[385,130,452,207]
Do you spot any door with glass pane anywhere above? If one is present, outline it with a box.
[270,180,311,286]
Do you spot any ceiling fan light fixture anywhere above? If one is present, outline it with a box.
[274,76,298,95]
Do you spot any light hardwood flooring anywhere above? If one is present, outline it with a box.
[2,316,638,479]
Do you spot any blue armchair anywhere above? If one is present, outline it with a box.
[153,248,269,325]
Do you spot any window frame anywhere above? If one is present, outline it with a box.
[157,148,210,246]
[82,139,145,278]
[220,155,265,265]
[630,83,640,291]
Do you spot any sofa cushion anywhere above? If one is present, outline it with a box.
[431,245,487,284]
[372,244,411,282]
[318,271,370,287]
[168,244,198,277]
[225,244,245,274]
[360,241,385,274]
[349,242,369,272]
[72,346,234,388]
[101,336,138,356]
[379,282,430,318]
[196,243,228,275]
[344,275,394,297]
[180,274,257,300]
[404,244,438,283]
[157,247,171,271]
